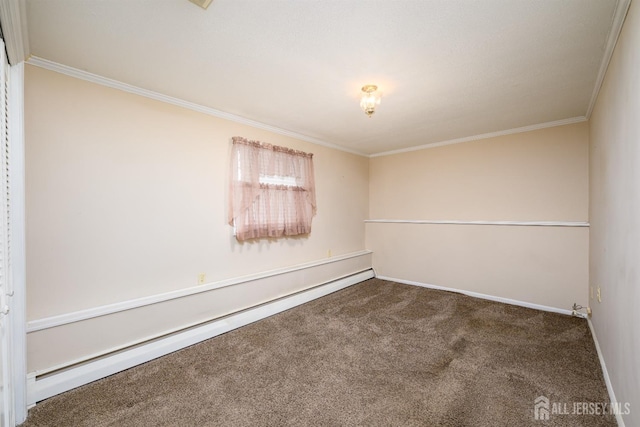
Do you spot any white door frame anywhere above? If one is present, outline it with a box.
[9,62,26,426]
[0,0,32,424]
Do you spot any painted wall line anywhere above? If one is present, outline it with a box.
[365,219,589,227]
[27,250,373,333]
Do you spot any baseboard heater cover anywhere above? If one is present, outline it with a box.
[27,269,374,406]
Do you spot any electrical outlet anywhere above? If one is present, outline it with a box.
[597,286,602,303]
[327,249,332,258]
[198,273,206,285]
[590,286,594,300]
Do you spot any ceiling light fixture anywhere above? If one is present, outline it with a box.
[360,85,382,118]
[188,0,213,10]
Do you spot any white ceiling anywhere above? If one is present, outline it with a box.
[26,0,622,156]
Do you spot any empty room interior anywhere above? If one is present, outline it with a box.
[0,0,637,425]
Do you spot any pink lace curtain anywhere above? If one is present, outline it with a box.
[228,137,317,241]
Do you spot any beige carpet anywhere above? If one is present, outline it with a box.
[22,279,615,426]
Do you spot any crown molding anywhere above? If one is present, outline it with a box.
[369,116,587,158]
[586,0,632,119]
[0,0,29,64]
[26,56,368,158]
[29,0,628,164]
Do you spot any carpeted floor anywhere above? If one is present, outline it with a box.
[22,279,616,426]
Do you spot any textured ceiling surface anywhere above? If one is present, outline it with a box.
[26,0,619,155]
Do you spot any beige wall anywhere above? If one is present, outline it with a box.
[369,123,588,221]
[589,0,640,424]
[367,123,589,309]
[25,59,602,387]
[25,65,369,372]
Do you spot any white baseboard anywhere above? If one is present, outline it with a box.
[587,319,626,427]
[27,269,374,406]
[379,276,628,424]
[376,275,574,316]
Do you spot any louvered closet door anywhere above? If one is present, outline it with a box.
[0,38,13,427]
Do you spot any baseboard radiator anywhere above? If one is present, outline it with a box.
[27,251,373,406]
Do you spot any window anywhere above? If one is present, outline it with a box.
[228,137,316,241]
